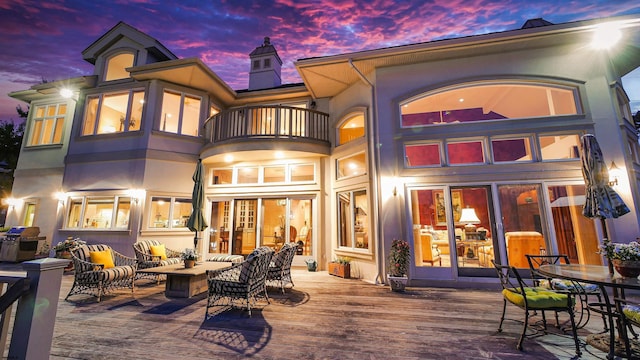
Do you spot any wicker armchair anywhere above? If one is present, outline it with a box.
[65,244,137,302]
[205,246,274,318]
[266,242,297,293]
[133,239,182,270]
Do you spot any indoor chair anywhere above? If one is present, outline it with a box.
[491,260,581,356]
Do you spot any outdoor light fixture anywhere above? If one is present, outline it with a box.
[59,88,74,98]
[608,161,622,187]
[459,207,481,234]
[3,197,21,209]
[54,191,67,203]
[127,189,146,203]
[592,22,623,49]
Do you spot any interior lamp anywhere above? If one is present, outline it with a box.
[459,207,481,234]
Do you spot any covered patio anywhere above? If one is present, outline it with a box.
[28,268,625,359]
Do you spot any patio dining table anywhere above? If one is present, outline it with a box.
[538,263,640,359]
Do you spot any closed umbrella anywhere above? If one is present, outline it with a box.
[186,159,208,254]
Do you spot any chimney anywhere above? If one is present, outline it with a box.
[248,36,282,90]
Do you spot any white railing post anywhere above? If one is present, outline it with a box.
[8,258,68,360]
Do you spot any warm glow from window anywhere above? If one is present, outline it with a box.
[338,114,365,145]
[30,103,66,145]
[104,53,134,81]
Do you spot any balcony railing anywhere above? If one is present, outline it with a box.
[204,105,330,144]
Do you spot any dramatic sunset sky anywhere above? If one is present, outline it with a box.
[1,0,640,122]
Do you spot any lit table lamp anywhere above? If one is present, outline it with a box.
[459,207,481,234]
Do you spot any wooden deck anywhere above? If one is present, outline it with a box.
[18,267,631,359]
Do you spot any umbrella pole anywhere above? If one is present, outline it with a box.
[600,218,614,275]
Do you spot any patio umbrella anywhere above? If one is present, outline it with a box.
[186,158,208,253]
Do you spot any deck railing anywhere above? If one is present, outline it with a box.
[0,258,67,359]
[203,105,330,144]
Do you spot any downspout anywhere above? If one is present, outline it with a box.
[348,59,385,285]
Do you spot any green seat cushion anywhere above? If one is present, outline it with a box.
[623,304,640,324]
[503,287,570,309]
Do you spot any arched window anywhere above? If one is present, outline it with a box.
[104,52,135,81]
[337,113,365,145]
[401,82,579,127]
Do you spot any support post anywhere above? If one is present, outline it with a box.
[8,258,68,360]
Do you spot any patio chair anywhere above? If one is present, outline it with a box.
[491,260,581,356]
[205,246,274,318]
[65,244,137,302]
[133,239,182,282]
[266,242,298,293]
[526,254,608,330]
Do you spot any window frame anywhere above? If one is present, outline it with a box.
[103,51,135,82]
[337,189,370,253]
[160,89,203,136]
[148,196,192,230]
[64,195,132,230]
[28,103,66,146]
[81,89,145,136]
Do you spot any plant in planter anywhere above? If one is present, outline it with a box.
[387,238,410,291]
[598,239,640,277]
[181,248,199,268]
[54,237,86,271]
[328,256,351,278]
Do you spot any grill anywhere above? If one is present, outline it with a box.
[0,226,45,262]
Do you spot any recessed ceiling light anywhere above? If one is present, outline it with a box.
[224,154,233,163]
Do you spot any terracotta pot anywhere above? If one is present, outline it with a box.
[612,259,640,278]
[184,259,196,268]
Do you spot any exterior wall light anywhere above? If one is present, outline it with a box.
[60,88,74,98]
[592,22,623,49]
[54,191,67,203]
[3,197,22,209]
[127,189,146,203]
[608,161,623,187]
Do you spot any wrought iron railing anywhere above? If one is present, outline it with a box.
[203,105,330,144]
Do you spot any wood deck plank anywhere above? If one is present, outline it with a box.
[3,267,620,359]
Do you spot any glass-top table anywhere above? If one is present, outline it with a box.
[538,264,640,359]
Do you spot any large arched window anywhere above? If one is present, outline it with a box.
[401,82,580,127]
[104,52,135,81]
[337,113,365,145]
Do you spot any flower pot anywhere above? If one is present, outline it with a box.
[612,259,640,278]
[388,275,408,292]
[55,250,74,271]
[184,259,196,268]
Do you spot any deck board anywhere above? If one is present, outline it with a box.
[6,266,626,359]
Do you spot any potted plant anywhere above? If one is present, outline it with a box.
[387,238,410,291]
[181,248,198,268]
[54,237,86,271]
[328,256,351,278]
[598,239,640,277]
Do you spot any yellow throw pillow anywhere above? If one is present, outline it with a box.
[149,244,167,260]
[89,249,115,269]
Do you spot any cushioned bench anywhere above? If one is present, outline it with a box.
[207,254,244,263]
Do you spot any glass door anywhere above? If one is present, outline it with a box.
[232,199,256,256]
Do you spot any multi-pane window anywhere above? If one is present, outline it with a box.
[337,189,369,250]
[82,90,144,135]
[161,90,201,136]
[492,138,533,162]
[23,203,36,226]
[337,113,365,145]
[211,164,315,185]
[149,197,191,229]
[447,141,485,165]
[29,103,66,145]
[337,153,366,179]
[66,196,131,229]
[104,53,134,81]
[401,83,579,127]
[539,134,580,160]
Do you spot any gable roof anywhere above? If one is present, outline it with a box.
[82,21,177,64]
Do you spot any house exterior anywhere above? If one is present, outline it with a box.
[6,15,640,287]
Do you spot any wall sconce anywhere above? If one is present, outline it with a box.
[608,161,622,187]
[127,189,146,204]
[2,197,22,209]
[54,191,67,203]
[393,186,397,197]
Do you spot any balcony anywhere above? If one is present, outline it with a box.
[202,106,331,158]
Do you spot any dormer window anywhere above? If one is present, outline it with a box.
[253,60,261,70]
[104,52,134,81]
[264,59,271,68]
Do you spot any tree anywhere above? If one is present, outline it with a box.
[0,106,27,198]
